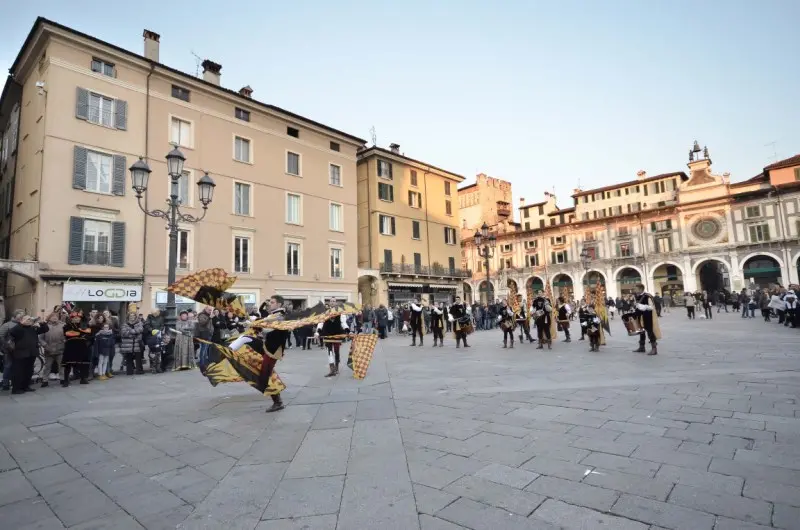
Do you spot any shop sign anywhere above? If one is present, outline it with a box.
[63,283,142,302]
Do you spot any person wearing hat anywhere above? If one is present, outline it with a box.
[172,310,196,371]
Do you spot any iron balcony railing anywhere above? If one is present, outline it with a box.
[83,250,111,265]
[379,262,471,278]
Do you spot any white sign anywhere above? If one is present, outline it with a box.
[155,292,196,305]
[63,283,142,302]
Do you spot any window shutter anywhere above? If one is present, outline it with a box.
[112,155,126,196]
[666,219,672,229]
[551,251,555,264]
[388,163,393,179]
[390,216,396,235]
[68,216,85,264]
[389,185,394,202]
[408,190,412,206]
[75,87,89,120]
[111,222,125,267]
[115,99,128,130]
[73,146,88,189]
[650,222,656,232]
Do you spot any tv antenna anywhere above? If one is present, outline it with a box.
[369,126,377,146]
[764,140,778,162]
[190,50,203,77]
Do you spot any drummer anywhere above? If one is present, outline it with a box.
[631,283,661,355]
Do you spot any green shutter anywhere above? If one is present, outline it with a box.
[75,87,89,120]
[73,146,88,189]
[68,217,84,264]
[110,222,125,267]
[112,155,126,196]
[114,99,128,130]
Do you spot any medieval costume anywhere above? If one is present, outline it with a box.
[632,290,662,355]
[580,305,603,352]
[498,303,516,348]
[172,311,196,371]
[317,312,349,376]
[62,313,92,386]
[449,300,471,348]
[226,307,289,412]
[785,291,797,328]
[517,298,534,343]
[532,296,554,350]
[557,298,571,342]
[578,302,589,341]
[430,304,446,347]
[409,302,425,346]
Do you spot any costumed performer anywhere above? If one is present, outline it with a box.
[316,300,350,377]
[409,298,425,346]
[498,299,516,348]
[631,283,661,355]
[532,292,554,350]
[430,302,446,347]
[62,311,92,386]
[449,296,471,348]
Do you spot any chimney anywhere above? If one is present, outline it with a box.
[519,197,525,205]
[201,59,222,85]
[239,85,253,98]
[143,29,160,62]
[637,170,647,179]
[389,143,400,154]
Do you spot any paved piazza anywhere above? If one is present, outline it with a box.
[1,311,799,530]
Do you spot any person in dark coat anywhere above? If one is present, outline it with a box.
[375,305,389,339]
[119,313,145,375]
[9,316,49,394]
[62,312,91,386]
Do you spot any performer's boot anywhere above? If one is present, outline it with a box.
[536,341,543,350]
[647,341,658,356]
[266,394,285,413]
[456,336,461,348]
[325,363,337,377]
[633,342,646,353]
[433,337,438,347]
[502,340,507,349]
[547,340,552,350]
[419,336,423,347]
[510,340,514,349]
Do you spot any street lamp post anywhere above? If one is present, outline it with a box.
[473,222,497,304]
[580,249,592,299]
[129,147,216,333]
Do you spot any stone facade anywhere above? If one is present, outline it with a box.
[462,144,800,304]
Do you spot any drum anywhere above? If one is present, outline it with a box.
[622,312,643,336]
[456,316,474,335]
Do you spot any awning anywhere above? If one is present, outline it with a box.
[387,282,423,288]
[428,284,458,290]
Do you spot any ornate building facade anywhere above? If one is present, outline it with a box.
[461,143,800,304]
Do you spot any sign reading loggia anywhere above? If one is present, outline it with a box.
[62,283,143,302]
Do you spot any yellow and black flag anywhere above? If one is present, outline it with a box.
[199,338,286,395]
[168,268,247,318]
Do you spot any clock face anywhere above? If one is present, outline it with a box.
[693,218,721,240]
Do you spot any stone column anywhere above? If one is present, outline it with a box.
[729,252,741,291]
[683,255,697,293]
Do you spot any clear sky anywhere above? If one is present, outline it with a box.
[2,0,798,212]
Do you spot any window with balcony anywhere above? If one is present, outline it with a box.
[286,242,301,276]
[83,220,111,265]
[234,182,251,216]
[584,247,597,259]
[377,159,392,179]
[329,164,342,186]
[414,253,422,273]
[378,182,393,202]
[748,224,771,242]
[68,217,125,266]
[234,136,251,163]
[618,242,632,257]
[444,227,457,245]
[234,236,251,273]
[408,191,422,208]
[330,247,343,278]
[171,117,192,148]
[379,214,396,235]
[655,235,672,253]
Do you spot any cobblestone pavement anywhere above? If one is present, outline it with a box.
[1,310,799,529]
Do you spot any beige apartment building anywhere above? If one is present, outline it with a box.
[2,17,364,316]
[356,144,469,306]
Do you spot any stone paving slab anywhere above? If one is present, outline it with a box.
[0,312,799,528]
